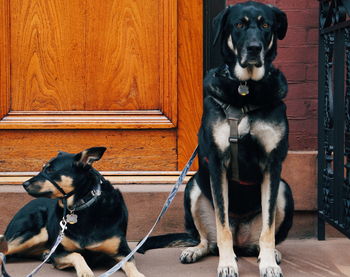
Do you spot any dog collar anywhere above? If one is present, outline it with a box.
[71,182,101,212]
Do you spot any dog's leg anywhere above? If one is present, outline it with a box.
[116,259,145,277]
[4,228,48,257]
[258,168,283,277]
[180,179,216,263]
[235,180,290,266]
[54,252,94,277]
[115,240,145,277]
[209,160,238,277]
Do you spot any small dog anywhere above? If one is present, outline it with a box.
[0,147,144,277]
[139,2,294,277]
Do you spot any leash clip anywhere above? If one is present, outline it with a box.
[91,189,101,197]
[59,218,68,231]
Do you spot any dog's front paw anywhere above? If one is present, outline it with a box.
[259,264,283,277]
[258,248,283,277]
[217,265,239,277]
[180,246,208,264]
[77,268,94,277]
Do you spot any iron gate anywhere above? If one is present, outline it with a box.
[318,0,350,239]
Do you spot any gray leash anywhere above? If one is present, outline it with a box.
[25,219,68,277]
[99,146,198,277]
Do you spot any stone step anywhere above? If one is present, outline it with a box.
[0,183,343,240]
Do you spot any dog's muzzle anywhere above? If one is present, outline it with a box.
[240,41,264,68]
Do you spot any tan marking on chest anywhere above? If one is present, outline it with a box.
[251,121,285,153]
[85,236,121,255]
[61,236,81,251]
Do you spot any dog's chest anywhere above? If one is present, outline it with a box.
[212,115,285,154]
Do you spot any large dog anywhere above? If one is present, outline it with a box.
[0,147,144,277]
[139,2,294,277]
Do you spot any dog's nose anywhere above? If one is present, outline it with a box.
[23,181,31,189]
[247,42,262,54]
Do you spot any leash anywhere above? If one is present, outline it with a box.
[99,146,198,277]
[0,254,10,277]
[25,216,68,277]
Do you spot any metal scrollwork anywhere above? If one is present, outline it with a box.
[344,27,350,230]
[319,0,350,237]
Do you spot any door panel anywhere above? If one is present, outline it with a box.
[3,0,176,129]
[0,0,202,175]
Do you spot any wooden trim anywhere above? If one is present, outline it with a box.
[177,0,203,169]
[160,0,178,125]
[0,0,10,120]
[0,171,196,185]
[0,110,175,129]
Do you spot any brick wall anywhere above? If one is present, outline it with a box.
[226,0,319,150]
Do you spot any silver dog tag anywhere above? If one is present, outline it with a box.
[238,84,249,96]
[66,213,78,224]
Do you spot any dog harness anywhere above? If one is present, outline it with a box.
[209,96,261,182]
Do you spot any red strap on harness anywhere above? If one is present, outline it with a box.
[235,180,257,186]
[203,157,256,186]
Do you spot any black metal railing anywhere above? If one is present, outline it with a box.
[318,0,350,239]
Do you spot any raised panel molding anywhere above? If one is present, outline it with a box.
[0,0,177,129]
[0,110,175,129]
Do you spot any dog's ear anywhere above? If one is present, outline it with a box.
[75,147,107,166]
[212,7,230,45]
[270,5,288,40]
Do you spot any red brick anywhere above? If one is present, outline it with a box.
[227,0,277,5]
[286,10,318,28]
[285,82,318,100]
[276,0,310,10]
[307,1,320,9]
[288,97,318,151]
[306,64,318,81]
[276,46,318,63]
[286,98,317,120]
[307,28,319,45]
[288,118,317,150]
[281,27,309,47]
[278,63,307,83]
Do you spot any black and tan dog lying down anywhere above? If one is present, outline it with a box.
[138,2,294,277]
[0,147,144,277]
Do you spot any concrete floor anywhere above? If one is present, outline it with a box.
[2,239,350,277]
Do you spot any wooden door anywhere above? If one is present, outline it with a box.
[0,0,202,181]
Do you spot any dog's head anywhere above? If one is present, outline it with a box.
[213,1,287,81]
[23,147,106,198]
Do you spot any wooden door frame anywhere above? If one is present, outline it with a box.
[0,0,226,184]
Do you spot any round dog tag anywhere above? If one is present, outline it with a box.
[238,84,249,96]
[66,213,78,224]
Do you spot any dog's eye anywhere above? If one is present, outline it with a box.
[236,23,244,29]
[262,23,270,29]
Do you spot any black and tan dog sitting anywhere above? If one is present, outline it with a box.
[0,147,144,277]
[139,2,294,277]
